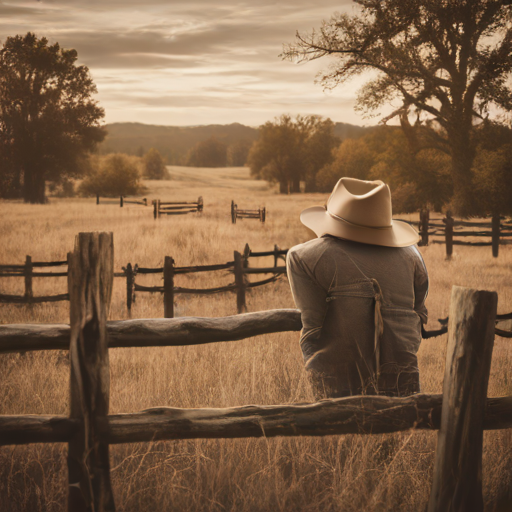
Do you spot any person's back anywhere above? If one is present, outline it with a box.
[287,178,429,399]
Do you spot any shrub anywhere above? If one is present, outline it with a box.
[78,154,147,197]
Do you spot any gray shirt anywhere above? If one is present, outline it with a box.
[286,235,429,396]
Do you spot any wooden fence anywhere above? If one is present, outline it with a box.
[416,209,512,257]
[131,243,288,317]
[153,196,203,218]
[95,195,148,207]
[0,231,511,511]
[0,245,288,314]
[0,257,69,304]
[231,200,266,224]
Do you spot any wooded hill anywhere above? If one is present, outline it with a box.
[99,121,369,165]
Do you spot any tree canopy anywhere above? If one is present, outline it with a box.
[283,0,512,214]
[247,114,338,193]
[143,147,167,179]
[0,33,105,203]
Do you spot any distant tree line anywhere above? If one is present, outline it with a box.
[247,114,512,215]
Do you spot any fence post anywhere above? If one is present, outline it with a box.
[419,208,429,246]
[492,213,500,258]
[24,255,33,303]
[444,210,454,259]
[96,195,100,205]
[164,256,175,318]
[428,285,497,512]
[67,232,115,512]
[124,263,135,317]
[234,251,246,314]
[231,200,236,224]
[261,207,266,223]
[157,199,161,219]
[198,196,203,213]
[120,196,123,208]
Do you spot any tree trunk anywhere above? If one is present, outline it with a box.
[279,180,288,194]
[291,176,301,193]
[448,123,475,216]
[304,175,317,193]
[23,166,46,204]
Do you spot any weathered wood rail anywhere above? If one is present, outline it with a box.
[1,231,511,511]
[153,196,203,218]
[415,209,512,257]
[231,200,266,223]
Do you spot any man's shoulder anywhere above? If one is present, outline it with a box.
[288,237,330,256]
[287,237,338,268]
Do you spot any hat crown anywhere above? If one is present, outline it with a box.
[327,178,392,228]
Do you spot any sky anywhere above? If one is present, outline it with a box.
[0,0,379,127]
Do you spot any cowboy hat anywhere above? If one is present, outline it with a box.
[300,177,420,247]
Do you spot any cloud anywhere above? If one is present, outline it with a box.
[0,0,362,126]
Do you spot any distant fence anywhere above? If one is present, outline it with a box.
[231,200,266,224]
[415,210,512,257]
[153,196,203,218]
[0,244,288,315]
[0,232,511,511]
[96,195,148,207]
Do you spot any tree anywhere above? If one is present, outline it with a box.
[316,127,452,212]
[316,137,375,192]
[472,121,512,216]
[0,33,105,203]
[227,139,253,167]
[247,114,337,193]
[186,136,227,167]
[78,154,146,197]
[283,0,512,214]
[143,147,167,179]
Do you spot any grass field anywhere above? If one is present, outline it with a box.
[1,166,512,511]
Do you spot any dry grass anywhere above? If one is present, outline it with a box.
[1,166,511,511]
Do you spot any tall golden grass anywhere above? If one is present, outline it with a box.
[0,166,511,511]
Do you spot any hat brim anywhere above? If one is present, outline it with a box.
[300,206,420,248]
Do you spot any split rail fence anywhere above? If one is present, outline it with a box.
[95,195,148,207]
[0,245,288,315]
[153,196,203,218]
[231,200,266,224]
[130,243,287,317]
[415,210,512,257]
[0,231,512,512]
[0,257,69,304]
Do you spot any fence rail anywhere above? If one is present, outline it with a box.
[1,231,511,512]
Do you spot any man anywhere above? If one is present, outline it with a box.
[286,177,429,399]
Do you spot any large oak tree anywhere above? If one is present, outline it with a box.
[0,33,105,203]
[283,0,512,214]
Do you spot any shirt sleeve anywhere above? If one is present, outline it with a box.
[411,245,429,325]
[286,247,329,364]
